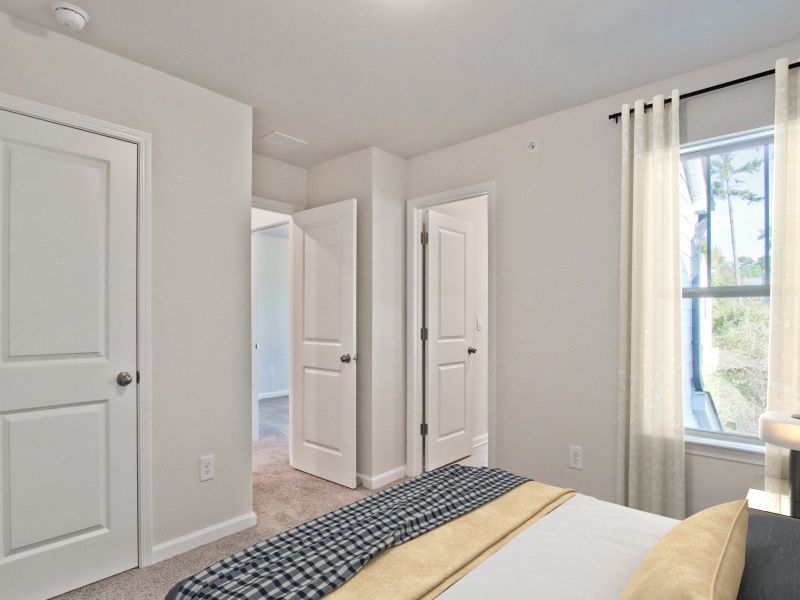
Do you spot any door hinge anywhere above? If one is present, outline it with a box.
[420,327,428,341]
[420,423,429,436]
[136,371,141,384]
[420,231,429,245]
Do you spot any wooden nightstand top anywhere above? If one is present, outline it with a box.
[747,475,793,517]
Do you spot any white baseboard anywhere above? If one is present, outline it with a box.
[258,390,289,400]
[150,511,257,564]
[357,465,406,490]
[473,433,488,448]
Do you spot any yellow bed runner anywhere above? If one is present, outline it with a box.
[327,481,575,600]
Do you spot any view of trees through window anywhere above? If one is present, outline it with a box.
[680,131,772,437]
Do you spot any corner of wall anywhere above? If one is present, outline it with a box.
[149,511,257,565]
[252,152,308,209]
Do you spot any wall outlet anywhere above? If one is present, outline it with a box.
[269,364,275,375]
[200,454,215,481]
[568,445,583,470]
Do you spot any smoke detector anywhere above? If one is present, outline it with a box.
[52,3,89,31]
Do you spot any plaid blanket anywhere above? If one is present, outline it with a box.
[166,464,528,600]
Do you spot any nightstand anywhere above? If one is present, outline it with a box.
[747,475,795,518]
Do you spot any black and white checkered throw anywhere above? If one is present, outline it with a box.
[166,464,528,600]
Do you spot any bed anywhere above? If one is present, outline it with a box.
[167,465,795,600]
[439,493,676,599]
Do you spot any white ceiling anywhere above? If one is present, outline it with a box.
[2,1,799,167]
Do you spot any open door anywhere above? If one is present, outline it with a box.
[291,199,357,488]
[424,209,474,470]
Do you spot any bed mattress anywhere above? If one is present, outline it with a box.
[438,493,678,599]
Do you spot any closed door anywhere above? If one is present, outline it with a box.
[291,199,357,488]
[424,209,474,470]
[0,109,138,599]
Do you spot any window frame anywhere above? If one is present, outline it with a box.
[680,127,773,447]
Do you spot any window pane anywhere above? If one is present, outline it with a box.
[681,139,772,290]
[680,156,709,288]
[683,297,769,436]
[709,145,767,286]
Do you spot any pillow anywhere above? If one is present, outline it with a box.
[619,499,749,600]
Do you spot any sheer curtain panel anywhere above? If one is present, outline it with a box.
[766,59,800,479]
[617,91,685,519]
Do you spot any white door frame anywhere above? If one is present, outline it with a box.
[250,207,293,441]
[0,92,155,566]
[252,195,302,215]
[405,182,496,477]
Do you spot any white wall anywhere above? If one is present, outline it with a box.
[308,147,407,485]
[432,196,489,446]
[407,39,800,514]
[686,452,762,515]
[253,227,290,397]
[370,148,407,479]
[252,152,307,208]
[308,148,375,476]
[0,13,255,551]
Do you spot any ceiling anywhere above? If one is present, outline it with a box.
[2,1,798,168]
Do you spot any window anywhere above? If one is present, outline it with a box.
[680,129,773,440]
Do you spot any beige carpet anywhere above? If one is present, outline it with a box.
[58,436,488,599]
[58,434,379,600]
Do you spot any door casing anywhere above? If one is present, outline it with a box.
[0,92,154,566]
[406,182,496,477]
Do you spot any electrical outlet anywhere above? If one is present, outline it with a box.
[568,445,583,470]
[269,365,275,375]
[200,455,215,481]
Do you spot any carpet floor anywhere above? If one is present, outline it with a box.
[57,433,377,599]
[57,399,487,599]
[258,395,289,439]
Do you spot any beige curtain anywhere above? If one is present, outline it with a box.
[766,58,800,479]
[617,91,685,519]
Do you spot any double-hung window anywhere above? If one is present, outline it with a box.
[679,128,773,443]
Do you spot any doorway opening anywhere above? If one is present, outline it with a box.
[251,208,291,464]
[251,198,359,489]
[406,185,494,476]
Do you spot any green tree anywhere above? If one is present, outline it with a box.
[706,249,770,434]
[710,153,764,285]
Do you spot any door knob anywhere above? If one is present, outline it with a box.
[117,371,133,386]
[340,354,352,364]
[467,347,477,355]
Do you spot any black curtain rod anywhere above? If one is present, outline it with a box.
[608,60,800,122]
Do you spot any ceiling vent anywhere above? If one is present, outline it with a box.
[261,131,308,150]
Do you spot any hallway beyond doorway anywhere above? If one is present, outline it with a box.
[258,395,289,439]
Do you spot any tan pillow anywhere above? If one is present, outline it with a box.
[619,499,748,600]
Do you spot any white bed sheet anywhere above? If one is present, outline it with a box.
[438,493,677,599]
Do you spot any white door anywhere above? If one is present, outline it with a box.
[0,109,138,599]
[424,209,474,470]
[291,199,357,488]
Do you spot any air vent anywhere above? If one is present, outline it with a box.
[261,131,308,150]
